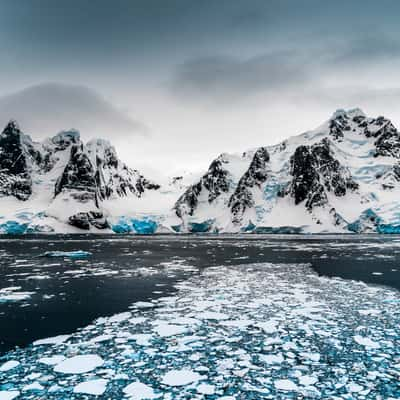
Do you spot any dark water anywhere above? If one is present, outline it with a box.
[1,234,400,355]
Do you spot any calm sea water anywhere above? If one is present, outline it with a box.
[1,234,399,354]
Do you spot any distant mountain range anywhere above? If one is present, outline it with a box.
[1,108,400,234]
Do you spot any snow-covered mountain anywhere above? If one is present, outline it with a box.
[2,108,400,233]
[0,121,167,233]
[175,108,400,234]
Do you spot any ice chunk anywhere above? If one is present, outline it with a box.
[153,323,188,337]
[0,360,19,372]
[73,379,108,395]
[108,312,131,323]
[38,355,66,365]
[0,391,20,400]
[0,286,34,302]
[196,311,229,320]
[257,320,278,333]
[354,335,380,349]
[54,354,104,374]
[259,353,284,364]
[42,250,92,258]
[22,382,44,392]
[197,383,216,395]
[299,375,318,386]
[274,379,298,391]
[123,381,161,399]
[33,334,70,346]
[347,383,364,393]
[161,370,204,386]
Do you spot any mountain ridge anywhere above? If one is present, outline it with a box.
[1,108,400,234]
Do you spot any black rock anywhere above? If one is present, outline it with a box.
[175,155,230,217]
[55,144,97,198]
[68,211,109,230]
[229,147,270,223]
[287,138,358,210]
[0,121,32,200]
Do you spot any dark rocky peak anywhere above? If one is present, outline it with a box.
[286,138,358,210]
[328,108,365,140]
[329,109,400,158]
[86,139,160,201]
[174,154,230,218]
[0,120,28,176]
[54,143,97,200]
[229,147,270,223]
[0,121,33,200]
[202,156,230,202]
[373,122,400,158]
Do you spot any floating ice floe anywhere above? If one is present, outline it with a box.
[73,379,108,395]
[0,391,20,400]
[1,262,400,399]
[123,381,161,399]
[42,250,92,258]
[33,334,70,346]
[0,361,19,372]
[0,287,34,303]
[53,354,104,374]
[161,370,204,386]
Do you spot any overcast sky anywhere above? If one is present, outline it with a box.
[1,0,400,177]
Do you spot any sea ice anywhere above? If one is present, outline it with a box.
[123,381,161,399]
[73,379,108,395]
[53,354,104,374]
[1,262,400,399]
[0,360,19,372]
[33,334,70,346]
[274,379,298,391]
[197,383,216,395]
[42,250,92,258]
[0,391,20,400]
[354,335,380,349]
[161,370,204,386]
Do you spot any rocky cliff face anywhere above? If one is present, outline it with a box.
[0,121,34,200]
[174,154,230,218]
[285,138,358,211]
[229,147,270,224]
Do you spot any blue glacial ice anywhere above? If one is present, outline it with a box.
[188,220,214,233]
[111,217,158,234]
[1,262,400,399]
[347,209,382,233]
[0,221,29,235]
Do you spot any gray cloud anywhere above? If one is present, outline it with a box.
[170,51,313,104]
[170,30,400,107]
[0,83,147,139]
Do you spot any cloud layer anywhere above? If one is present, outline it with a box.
[0,83,147,139]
